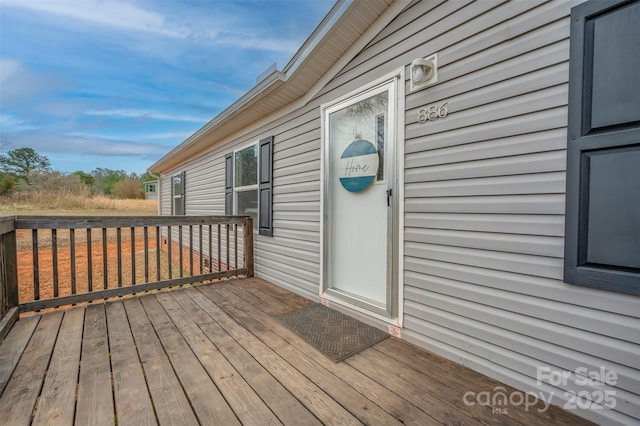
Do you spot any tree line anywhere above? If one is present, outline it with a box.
[0,147,155,199]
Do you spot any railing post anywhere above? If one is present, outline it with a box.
[243,217,254,278]
[0,216,19,342]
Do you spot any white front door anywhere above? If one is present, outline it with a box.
[322,79,397,317]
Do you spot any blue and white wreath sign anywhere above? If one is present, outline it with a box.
[338,139,379,193]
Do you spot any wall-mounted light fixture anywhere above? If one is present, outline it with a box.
[410,53,438,91]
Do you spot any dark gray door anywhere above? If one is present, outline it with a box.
[564,0,640,295]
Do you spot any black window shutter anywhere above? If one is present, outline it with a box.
[564,0,640,295]
[225,152,233,215]
[258,136,274,236]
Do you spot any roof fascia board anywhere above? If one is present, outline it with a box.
[283,0,352,78]
[150,0,406,173]
[297,0,408,109]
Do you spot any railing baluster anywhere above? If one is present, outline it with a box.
[199,225,203,275]
[70,228,76,295]
[117,227,122,287]
[131,227,136,285]
[102,228,108,289]
[217,224,221,272]
[32,229,39,300]
[226,224,230,272]
[155,226,160,282]
[144,226,149,284]
[52,229,58,298]
[243,217,254,277]
[178,225,183,278]
[167,225,172,279]
[208,225,212,273]
[87,228,92,292]
[13,216,253,312]
[189,226,193,277]
[234,224,238,270]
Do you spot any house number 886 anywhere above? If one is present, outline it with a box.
[418,102,448,122]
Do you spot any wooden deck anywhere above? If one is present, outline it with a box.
[0,278,592,426]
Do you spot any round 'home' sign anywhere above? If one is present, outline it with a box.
[338,139,379,193]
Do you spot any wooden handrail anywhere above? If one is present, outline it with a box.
[9,215,254,312]
[14,215,248,229]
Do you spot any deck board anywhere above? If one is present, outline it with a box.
[0,278,595,426]
[75,304,114,426]
[0,314,39,397]
[222,283,440,426]
[189,286,363,425]
[170,288,322,426]
[123,297,199,426]
[155,291,281,425]
[105,301,157,426]
[0,311,62,426]
[213,285,414,425]
[32,307,84,426]
[138,294,241,425]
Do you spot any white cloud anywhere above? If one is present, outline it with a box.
[0,59,67,104]
[85,109,208,123]
[209,32,299,53]
[7,132,170,156]
[0,0,302,54]
[0,0,186,38]
[0,59,22,85]
[141,131,193,140]
[0,114,37,132]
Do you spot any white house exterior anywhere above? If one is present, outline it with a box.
[149,1,640,424]
[144,180,158,200]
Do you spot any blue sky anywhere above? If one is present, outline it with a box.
[0,0,334,174]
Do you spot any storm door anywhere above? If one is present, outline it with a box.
[322,79,398,317]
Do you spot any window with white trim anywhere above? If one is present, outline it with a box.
[172,172,185,215]
[225,136,273,236]
[234,144,258,228]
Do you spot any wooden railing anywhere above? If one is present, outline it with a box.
[0,215,253,313]
[0,217,19,342]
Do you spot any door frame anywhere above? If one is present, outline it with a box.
[319,69,405,324]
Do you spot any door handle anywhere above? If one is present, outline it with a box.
[386,188,392,206]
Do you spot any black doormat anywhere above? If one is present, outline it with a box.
[276,304,388,362]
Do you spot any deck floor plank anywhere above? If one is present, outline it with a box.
[222,283,442,426]
[358,345,523,425]
[374,338,568,425]
[32,307,84,426]
[170,288,322,426]
[346,350,486,426]
[233,278,314,315]
[0,314,40,398]
[216,284,443,426]
[0,278,595,426]
[123,297,199,426]
[75,304,115,426]
[186,286,363,426]
[155,291,282,425]
[105,301,157,426]
[138,294,241,426]
[0,312,62,426]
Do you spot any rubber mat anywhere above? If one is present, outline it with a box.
[276,303,388,362]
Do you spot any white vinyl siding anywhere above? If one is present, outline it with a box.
[397,1,639,425]
[157,1,640,424]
